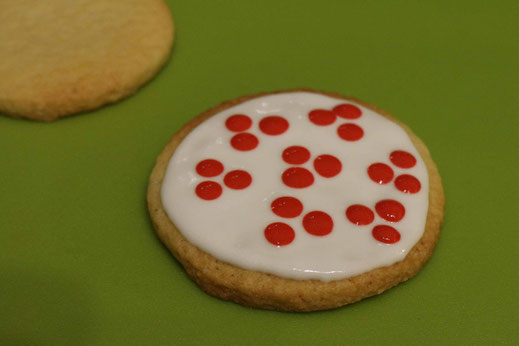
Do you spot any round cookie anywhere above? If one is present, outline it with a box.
[0,0,174,121]
[147,89,444,311]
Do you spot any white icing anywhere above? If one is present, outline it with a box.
[161,92,429,282]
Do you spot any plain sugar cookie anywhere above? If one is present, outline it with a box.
[147,89,444,311]
[0,0,174,121]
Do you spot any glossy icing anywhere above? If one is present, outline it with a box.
[161,92,429,282]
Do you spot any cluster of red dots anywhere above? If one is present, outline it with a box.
[264,196,407,246]
[226,113,290,151]
[308,103,364,141]
[264,196,334,246]
[194,159,252,200]
[280,145,342,188]
[264,145,343,245]
[219,108,416,246]
[367,150,421,194]
[346,200,405,244]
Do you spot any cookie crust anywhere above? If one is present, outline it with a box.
[0,0,174,121]
[147,89,444,311]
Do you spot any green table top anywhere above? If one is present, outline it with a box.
[1,1,518,345]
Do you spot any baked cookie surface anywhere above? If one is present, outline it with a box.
[148,90,444,311]
[0,0,174,121]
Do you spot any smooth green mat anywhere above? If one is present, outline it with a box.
[1,1,518,345]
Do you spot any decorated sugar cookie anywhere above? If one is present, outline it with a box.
[147,90,444,311]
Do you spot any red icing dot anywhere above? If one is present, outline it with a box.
[372,225,401,244]
[225,114,252,132]
[390,150,416,168]
[282,167,314,188]
[375,200,405,222]
[309,109,336,126]
[271,197,303,218]
[195,181,222,200]
[395,174,421,194]
[332,104,362,119]
[282,146,311,165]
[230,132,258,151]
[367,163,394,184]
[264,222,295,246]
[259,116,289,135]
[224,170,252,189]
[196,159,224,177]
[313,154,342,178]
[346,204,374,225]
[303,211,333,236]
[337,123,364,141]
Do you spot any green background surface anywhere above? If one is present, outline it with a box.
[1,0,518,345]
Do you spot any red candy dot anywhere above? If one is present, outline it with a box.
[313,154,342,178]
[375,199,405,222]
[271,196,303,218]
[367,163,394,184]
[303,211,333,236]
[309,109,336,126]
[195,181,222,200]
[224,170,252,189]
[332,104,362,119]
[282,167,314,188]
[372,225,401,244]
[282,146,311,165]
[337,123,364,141]
[196,159,224,177]
[394,174,421,194]
[346,204,374,225]
[390,150,416,168]
[264,222,295,246]
[230,132,259,151]
[225,114,252,132]
[259,116,289,135]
